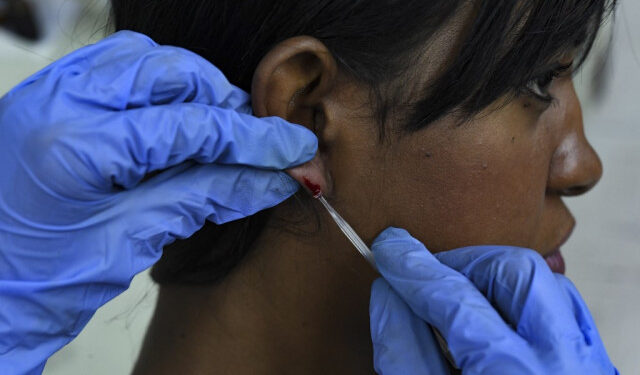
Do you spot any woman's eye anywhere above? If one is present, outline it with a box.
[526,72,556,101]
[524,61,574,103]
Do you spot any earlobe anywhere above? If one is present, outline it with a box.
[251,36,337,197]
[286,154,331,198]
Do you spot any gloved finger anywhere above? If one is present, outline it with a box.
[554,274,620,374]
[17,31,250,112]
[77,32,251,110]
[553,274,606,349]
[122,162,299,249]
[11,31,156,95]
[370,278,450,375]
[372,228,537,373]
[434,247,586,349]
[54,103,317,190]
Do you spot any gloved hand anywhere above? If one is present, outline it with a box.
[369,228,618,375]
[0,31,317,374]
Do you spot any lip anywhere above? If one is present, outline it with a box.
[542,224,575,274]
[548,223,575,254]
[544,250,566,274]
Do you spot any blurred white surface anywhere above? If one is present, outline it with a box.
[566,2,640,370]
[0,1,638,374]
[0,0,110,94]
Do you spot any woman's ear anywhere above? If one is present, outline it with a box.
[251,36,337,196]
[251,36,337,125]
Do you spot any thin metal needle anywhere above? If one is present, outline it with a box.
[316,194,461,374]
[317,195,377,269]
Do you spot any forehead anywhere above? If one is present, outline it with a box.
[414,0,595,79]
[392,0,606,132]
[400,2,475,91]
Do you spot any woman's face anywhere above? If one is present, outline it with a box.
[320,65,601,271]
[254,8,602,275]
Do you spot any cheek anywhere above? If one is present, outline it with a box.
[380,115,553,252]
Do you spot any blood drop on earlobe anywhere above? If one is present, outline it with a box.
[303,177,322,198]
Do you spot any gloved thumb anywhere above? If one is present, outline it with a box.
[370,278,450,375]
[119,162,298,249]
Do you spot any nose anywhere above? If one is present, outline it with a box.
[547,84,603,196]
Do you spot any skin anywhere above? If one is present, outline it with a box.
[133,9,602,375]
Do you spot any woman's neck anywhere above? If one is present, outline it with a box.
[132,207,378,374]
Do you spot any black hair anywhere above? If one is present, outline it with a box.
[110,0,616,285]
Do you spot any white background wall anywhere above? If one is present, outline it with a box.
[0,1,638,374]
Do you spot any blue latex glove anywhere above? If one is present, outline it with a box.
[0,31,317,374]
[369,228,618,375]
